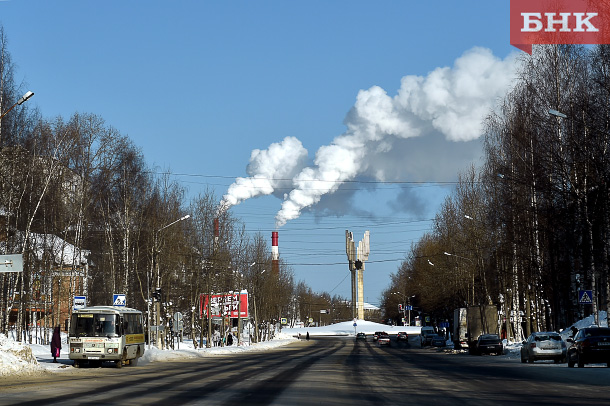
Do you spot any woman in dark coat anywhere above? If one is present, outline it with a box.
[51,326,62,363]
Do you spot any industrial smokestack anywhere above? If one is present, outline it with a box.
[272,231,279,274]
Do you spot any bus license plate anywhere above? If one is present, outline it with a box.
[88,356,100,360]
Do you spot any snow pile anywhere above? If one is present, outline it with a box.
[562,311,608,335]
[281,319,422,337]
[135,337,299,365]
[0,334,43,376]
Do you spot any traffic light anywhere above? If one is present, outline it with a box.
[398,304,403,312]
[153,288,162,301]
[355,260,363,270]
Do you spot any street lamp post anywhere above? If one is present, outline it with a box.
[549,108,600,327]
[0,91,34,122]
[444,251,474,306]
[391,291,414,326]
[153,214,190,349]
[406,295,415,326]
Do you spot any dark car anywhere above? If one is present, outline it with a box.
[397,332,408,341]
[520,332,566,363]
[567,327,610,368]
[473,334,503,355]
[431,335,447,347]
[373,331,383,341]
[420,326,436,347]
[356,332,366,340]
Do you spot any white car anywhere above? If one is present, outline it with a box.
[520,332,566,363]
[377,333,391,346]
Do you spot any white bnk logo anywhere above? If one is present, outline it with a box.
[522,12,599,32]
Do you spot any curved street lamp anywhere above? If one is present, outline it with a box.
[152,214,191,349]
[444,251,475,305]
[0,91,34,121]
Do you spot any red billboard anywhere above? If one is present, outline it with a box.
[200,292,248,319]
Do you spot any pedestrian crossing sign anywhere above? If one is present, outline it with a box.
[113,293,126,307]
[579,290,593,304]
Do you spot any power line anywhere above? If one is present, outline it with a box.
[148,170,463,186]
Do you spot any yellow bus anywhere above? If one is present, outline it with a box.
[69,306,145,368]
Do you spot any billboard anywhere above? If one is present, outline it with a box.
[200,292,248,319]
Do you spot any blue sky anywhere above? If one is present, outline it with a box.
[1,1,518,307]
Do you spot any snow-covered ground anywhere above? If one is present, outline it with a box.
[2,312,607,376]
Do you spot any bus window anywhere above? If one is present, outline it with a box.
[71,313,118,337]
[99,318,115,335]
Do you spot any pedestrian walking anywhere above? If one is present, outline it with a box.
[51,326,62,363]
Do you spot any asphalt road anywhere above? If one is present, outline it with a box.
[2,336,610,405]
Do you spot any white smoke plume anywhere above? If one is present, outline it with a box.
[220,136,308,212]
[274,47,519,227]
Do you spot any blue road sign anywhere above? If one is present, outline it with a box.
[74,296,86,310]
[579,290,593,304]
[113,293,126,307]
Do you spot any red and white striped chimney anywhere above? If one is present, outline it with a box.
[272,231,279,274]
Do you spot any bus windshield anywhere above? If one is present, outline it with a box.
[70,313,119,337]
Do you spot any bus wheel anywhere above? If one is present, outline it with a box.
[130,357,138,367]
[73,360,80,368]
[115,360,123,368]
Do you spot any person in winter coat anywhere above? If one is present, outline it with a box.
[51,326,62,363]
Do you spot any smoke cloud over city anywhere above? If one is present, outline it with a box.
[221,47,519,227]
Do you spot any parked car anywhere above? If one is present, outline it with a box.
[420,326,436,347]
[377,333,391,346]
[356,332,366,340]
[520,332,566,363]
[431,335,447,347]
[567,327,610,368]
[473,334,503,355]
[397,332,408,341]
[373,331,383,341]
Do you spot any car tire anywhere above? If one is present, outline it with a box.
[527,356,534,363]
[521,354,526,363]
[577,353,584,368]
[568,354,575,368]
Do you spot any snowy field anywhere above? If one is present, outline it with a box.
[1,313,606,376]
